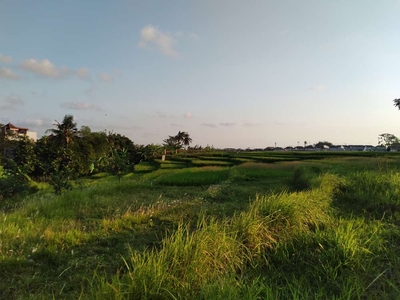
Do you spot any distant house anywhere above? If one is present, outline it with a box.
[348,145,366,151]
[374,146,387,152]
[328,145,345,151]
[1,123,37,142]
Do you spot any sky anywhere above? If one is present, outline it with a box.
[1,0,400,148]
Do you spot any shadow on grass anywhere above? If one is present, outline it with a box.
[0,217,179,299]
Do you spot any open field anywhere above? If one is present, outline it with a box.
[1,151,400,299]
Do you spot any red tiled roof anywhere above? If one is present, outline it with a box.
[5,122,29,131]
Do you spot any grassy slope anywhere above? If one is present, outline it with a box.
[1,152,400,299]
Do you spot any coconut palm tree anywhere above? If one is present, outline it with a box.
[46,115,78,147]
[394,98,400,109]
[163,131,193,154]
[181,132,192,149]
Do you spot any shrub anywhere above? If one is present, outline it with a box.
[0,161,30,200]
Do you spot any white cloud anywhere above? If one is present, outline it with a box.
[20,58,60,77]
[151,111,168,118]
[0,94,24,110]
[220,122,236,127]
[0,53,12,63]
[139,25,178,57]
[0,68,19,80]
[15,117,53,131]
[309,84,325,92]
[171,123,182,127]
[99,72,113,83]
[20,118,46,126]
[241,122,260,127]
[184,112,192,118]
[201,123,217,128]
[20,58,91,80]
[60,102,102,111]
[76,67,91,80]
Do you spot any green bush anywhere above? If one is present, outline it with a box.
[0,162,30,200]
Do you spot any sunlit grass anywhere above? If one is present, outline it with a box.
[156,167,230,186]
[1,153,400,299]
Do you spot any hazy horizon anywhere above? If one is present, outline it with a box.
[1,1,400,148]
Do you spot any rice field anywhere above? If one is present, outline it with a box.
[1,151,400,299]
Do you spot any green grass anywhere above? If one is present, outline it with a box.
[1,151,400,299]
[155,167,230,186]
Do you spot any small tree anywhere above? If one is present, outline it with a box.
[12,135,37,175]
[98,148,132,180]
[378,133,399,148]
[315,141,333,149]
[393,98,400,110]
[0,160,30,200]
[163,131,192,154]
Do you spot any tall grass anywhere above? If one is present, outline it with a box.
[2,155,400,299]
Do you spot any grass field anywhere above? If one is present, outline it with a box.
[1,151,400,299]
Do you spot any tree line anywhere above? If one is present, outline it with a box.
[0,115,192,197]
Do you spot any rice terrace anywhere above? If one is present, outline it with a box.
[1,149,400,299]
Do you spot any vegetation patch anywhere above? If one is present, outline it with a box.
[156,167,230,186]
[1,152,400,299]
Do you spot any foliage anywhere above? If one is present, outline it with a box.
[101,148,133,180]
[1,154,400,298]
[107,132,144,165]
[142,143,164,160]
[45,114,79,147]
[393,98,400,110]
[34,135,60,175]
[378,133,399,148]
[0,160,30,200]
[0,123,5,164]
[315,141,333,148]
[49,171,73,195]
[163,131,193,153]
[11,135,38,173]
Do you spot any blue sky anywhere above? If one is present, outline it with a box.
[1,0,400,148]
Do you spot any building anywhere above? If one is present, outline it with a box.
[1,123,37,142]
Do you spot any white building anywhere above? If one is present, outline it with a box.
[1,123,37,142]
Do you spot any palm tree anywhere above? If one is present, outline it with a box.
[46,115,78,147]
[181,132,192,149]
[174,131,192,150]
[394,98,400,109]
[163,135,180,154]
[163,131,193,154]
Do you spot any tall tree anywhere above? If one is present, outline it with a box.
[378,133,399,148]
[46,115,78,147]
[394,98,400,110]
[181,132,193,149]
[163,131,193,153]
[163,135,181,153]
